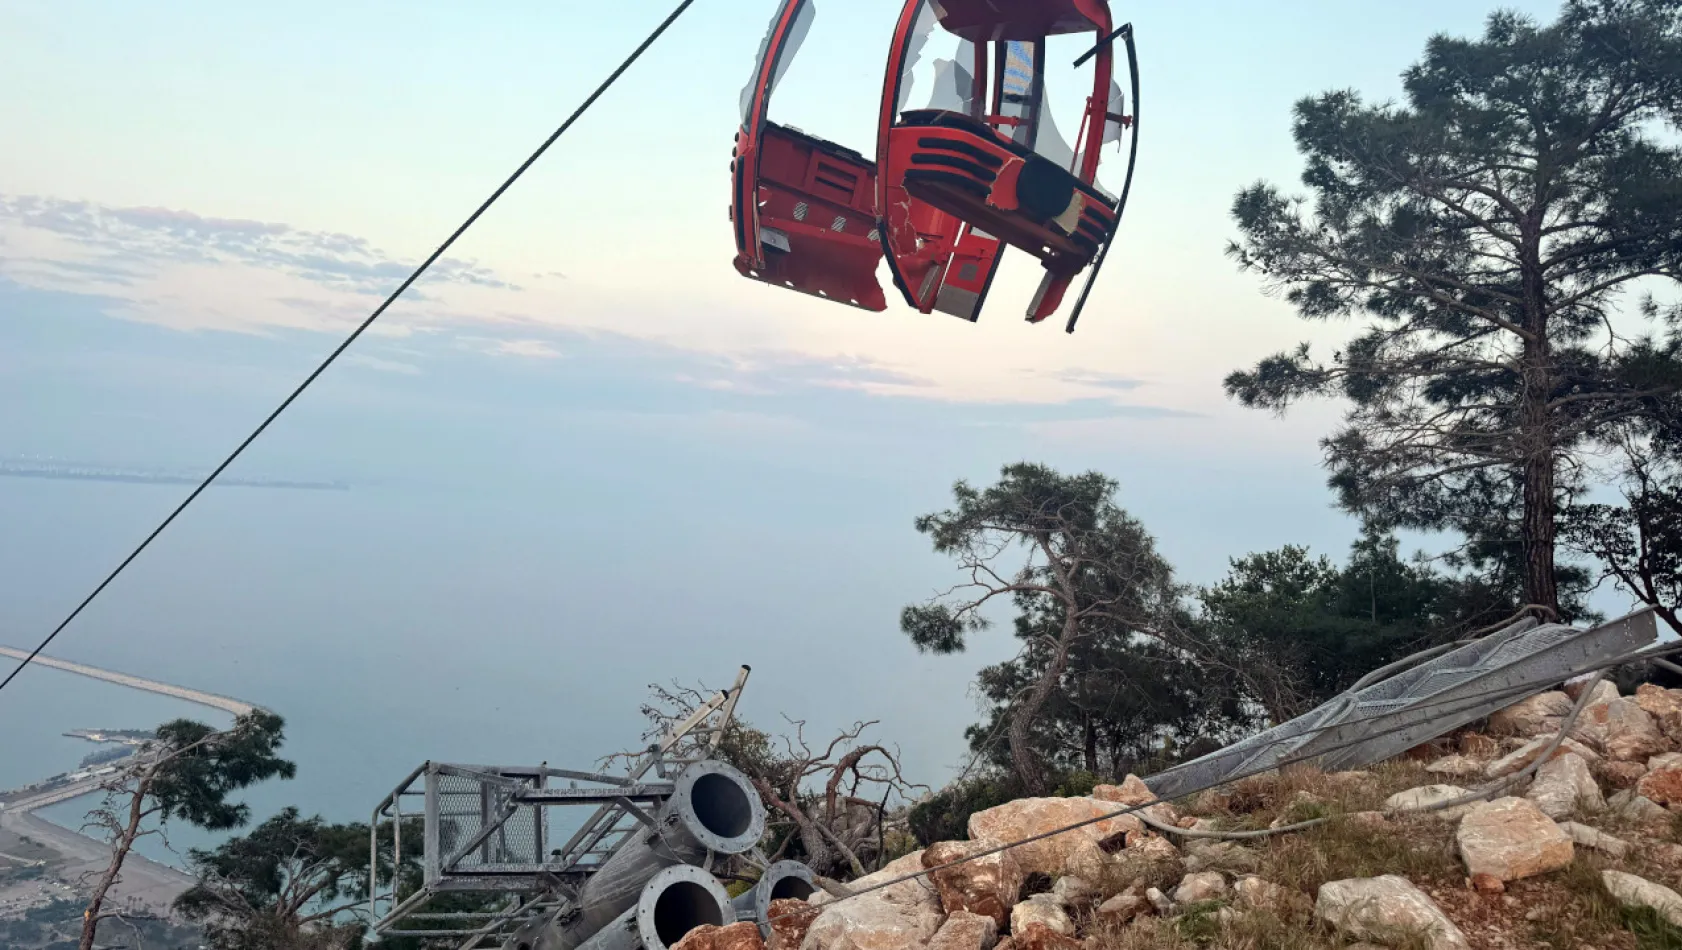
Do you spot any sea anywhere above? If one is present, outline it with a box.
[0,470,1010,872]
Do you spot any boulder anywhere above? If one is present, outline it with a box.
[1006,923,1080,950]
[1099,835,1183,897]
[1638,764,1682,811]
[1091,774,1155,807]
[1425,755,1486,779]
[1563,677,1618,704]
[811,852,938,912]
[1650,752,1682,772]
[925,912,997,950]
[1455,797,1574,882]
[1610,787,1672,822]
[676,923,767,950]
[1048,876,1095,910]
[1573,697,1669,763]
[1172,872,1227,904]
[1635,684,1682,720]
[1603,870,1682,929]
[768,901,821,950]
[923,841,1025,928]
[1095,891,1149,925]
[804,853,942,950]
[1601,760,1649,790]
[1126,833,1180,859]
[967,798,1141,879]
[1660,711,1682,746]
[1483,736,1598,779]
[1470,873,1504,895]
[1145,887,1172,915]
[1556,822,1630,858]
[1385,785,1473,820]
[1091,774,1179,825]
[1488,691,1573,736]
[1009,895,1072,937]
[1060,840,1110,884]
[1525,752,1604,819]
[1314,875,1470,950]
[1651,842,1682,869]
[1233,876,1292,913]
[1183,840,1259,875]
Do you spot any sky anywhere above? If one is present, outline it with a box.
[0,0,1638,808]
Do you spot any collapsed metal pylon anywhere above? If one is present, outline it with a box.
[1145,607,1660,800]
[369,666,818,950]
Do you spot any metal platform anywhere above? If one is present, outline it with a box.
[369,666,751,949]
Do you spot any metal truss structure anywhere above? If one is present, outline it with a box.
[369,666,753,948]
[1144,607,1660,801]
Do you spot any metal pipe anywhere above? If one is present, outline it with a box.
[510,759,765,950]
[507,865,734,950]
[731,861,816,936]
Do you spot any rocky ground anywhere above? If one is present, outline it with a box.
[678,677,1682,950]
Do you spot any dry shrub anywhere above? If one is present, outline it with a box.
[1256,815,1460,897]
[1083,905,1348,950]
[1084,914,1196,950]
[1193,762,1429,833]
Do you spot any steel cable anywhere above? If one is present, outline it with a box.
[0,0,699,699]
[758,633,1682,924]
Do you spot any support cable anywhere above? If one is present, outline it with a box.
[0,0,699,699]
[762,635,1682,922]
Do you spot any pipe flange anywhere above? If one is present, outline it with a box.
[745,861,817,926]
[633,864,734,950]
[671,759,766,854]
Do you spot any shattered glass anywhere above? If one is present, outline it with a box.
[739,0,815,123]
[894,2,977,117]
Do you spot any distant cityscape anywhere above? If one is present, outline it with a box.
[0,457,349,491]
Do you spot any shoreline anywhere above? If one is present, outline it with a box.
[0,651,266,921]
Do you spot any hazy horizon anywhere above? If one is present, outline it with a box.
[0,0,1654,857]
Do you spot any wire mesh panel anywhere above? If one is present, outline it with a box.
[433,767,549,877]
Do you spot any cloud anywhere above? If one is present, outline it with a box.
[0,191,1206,423]
[454,335,563,359]
[345,353,422,375]
[489,339,562,359]
[0,194,511,298]
[1056,370,1148,392]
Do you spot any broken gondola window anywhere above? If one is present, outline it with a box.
[739,0,816,124]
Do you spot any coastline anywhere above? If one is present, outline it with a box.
[0,650,265,921]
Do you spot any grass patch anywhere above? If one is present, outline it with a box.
[1625,906,1682,950]
[1519,855,1652,950]
[1085,914,1197,950]
[1255,814,1461,896]
[1191,762,1431,831]
[1084,903,1351,950]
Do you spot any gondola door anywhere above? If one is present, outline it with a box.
[732,0,887,311]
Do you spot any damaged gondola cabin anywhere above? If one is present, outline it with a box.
[730,0,1138,332]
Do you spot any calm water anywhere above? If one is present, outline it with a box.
[0,470,1007,869]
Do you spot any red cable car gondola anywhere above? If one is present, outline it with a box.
[731,0,1138,333]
